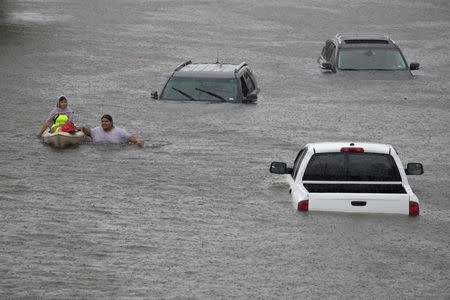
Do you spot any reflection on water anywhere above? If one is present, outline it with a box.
[4,12,70,24]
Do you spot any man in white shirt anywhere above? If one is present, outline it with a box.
[78,114,144,146]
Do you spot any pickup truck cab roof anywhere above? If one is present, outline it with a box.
[310,142,390,154]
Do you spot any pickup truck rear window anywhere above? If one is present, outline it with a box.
[303,183,406,193]
[303,153,401,181]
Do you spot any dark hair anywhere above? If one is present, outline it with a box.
[101,114,113,122]
[58,96,67,101]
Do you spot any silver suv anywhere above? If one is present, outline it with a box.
[151,60,259,103]
[318,33,420,79]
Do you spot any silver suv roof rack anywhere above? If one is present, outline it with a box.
[335,33,390,43]
[234,62,247,73]
[174,60,192,72]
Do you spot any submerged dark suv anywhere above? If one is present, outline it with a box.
[151,60,259,103]
[318,33,420,79]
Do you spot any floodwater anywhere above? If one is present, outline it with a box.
[1,0,449,298]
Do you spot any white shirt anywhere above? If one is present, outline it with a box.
[90,126,131,144]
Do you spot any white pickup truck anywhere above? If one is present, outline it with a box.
[270,142,424,216]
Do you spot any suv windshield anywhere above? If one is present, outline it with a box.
[338,48,407,70]
[303,153,401,181]
[161,77,238,101]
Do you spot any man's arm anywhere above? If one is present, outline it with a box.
[129,136,144,146]
[77,126,91,136]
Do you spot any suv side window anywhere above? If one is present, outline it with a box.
[247,70,258,89]
[240,77,249,97]
[321,44,327,58]
[240,72,255,97]
[323,41,336,63]
[243,72,255,92]
[328,44,336,65]
[292,148,307,179]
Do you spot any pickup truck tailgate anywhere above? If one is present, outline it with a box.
[308,193,409,214]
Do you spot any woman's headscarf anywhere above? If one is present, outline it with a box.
[46,95,74,122]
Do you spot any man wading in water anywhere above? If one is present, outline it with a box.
[77,114,144,146]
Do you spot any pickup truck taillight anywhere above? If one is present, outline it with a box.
[298,200,309,211]
[409,201,419,216]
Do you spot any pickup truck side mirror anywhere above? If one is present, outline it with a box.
[409,62,420,70]
[405,163,424,175]
[270,162,292,174]
[151,91,158,100]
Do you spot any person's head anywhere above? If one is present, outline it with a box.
[101,114,114,131]
[57,95,68,109]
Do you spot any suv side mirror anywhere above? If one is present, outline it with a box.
[409,62,420,70]
[245,92,258,102]
[151,91,158,99]
[320,62,333,70]
[405,163,424,175]
[270,162,292,174]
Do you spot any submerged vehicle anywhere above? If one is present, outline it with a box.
[42,129,85,148]
[151,60,259,103]
[270,142,424,216]
[318,33,420,79]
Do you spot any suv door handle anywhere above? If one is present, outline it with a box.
[351,201,367,206]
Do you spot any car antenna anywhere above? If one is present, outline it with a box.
[216,52,222,67]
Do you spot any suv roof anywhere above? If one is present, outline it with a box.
[334,33,396,48]
[172,60,249,78]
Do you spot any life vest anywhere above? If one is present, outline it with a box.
[51,113,69,132]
